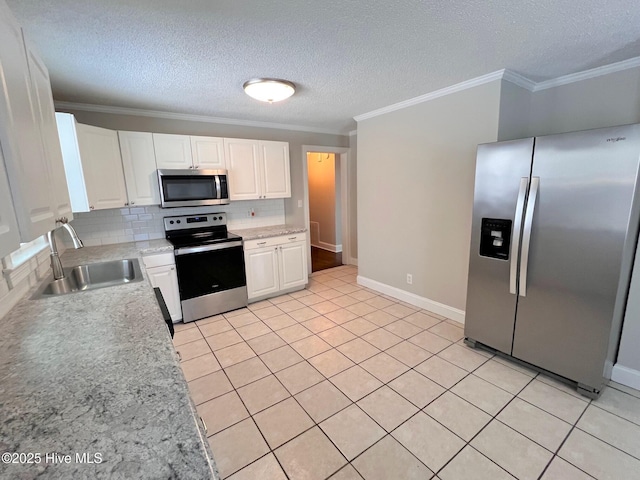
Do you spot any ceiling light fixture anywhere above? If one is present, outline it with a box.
[243,78,296,103]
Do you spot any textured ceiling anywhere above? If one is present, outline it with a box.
[7,0,640,134]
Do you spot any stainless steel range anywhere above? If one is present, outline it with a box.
[164,213,247,323]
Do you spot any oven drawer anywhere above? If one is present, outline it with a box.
[244,233,305,251]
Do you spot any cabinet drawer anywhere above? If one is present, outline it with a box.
[244,233,306,251]
[142,252,175,268]
[244,237,282,250]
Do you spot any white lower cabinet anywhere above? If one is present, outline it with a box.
[143,253,182,322]
[244,233,308,301]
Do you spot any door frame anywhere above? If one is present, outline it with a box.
[302,145,353,272]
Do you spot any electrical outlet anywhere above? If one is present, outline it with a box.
[406,274,413,285]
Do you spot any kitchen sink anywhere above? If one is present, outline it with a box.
[35,258,143,297]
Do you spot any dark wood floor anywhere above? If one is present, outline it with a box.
[311,246,342,272]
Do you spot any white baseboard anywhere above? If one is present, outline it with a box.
[611,364,640,390]
[349,257,358,266]
[357,275,465,324]
[311,241,342,253]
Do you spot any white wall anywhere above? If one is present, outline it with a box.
[357,80,502,315]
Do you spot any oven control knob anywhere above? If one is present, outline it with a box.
[169,220,174,224]
[176,220,181,224]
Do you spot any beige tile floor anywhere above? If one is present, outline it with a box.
[173,265,640,480]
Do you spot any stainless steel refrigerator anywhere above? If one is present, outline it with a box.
[465,124,640,398]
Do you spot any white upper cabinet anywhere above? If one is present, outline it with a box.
[153,133,192,169]
[0,3,56,241]
[190,135,225,170]
[118,131,160,206]
[260,140,291,199]
[224,138,261,200]
[224,139,291,201]
[23,36,73,221]
[57,113,129,212]
[154,133,225,170]
[77,124,128,211]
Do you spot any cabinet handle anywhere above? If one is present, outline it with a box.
[257,241,266,246]
[177,350,182,361]
[188,165,193,169]
[131,201,135,205]
[125,202,129,206]
[195,165,199,169]
[288,236,297,240]
[90,205,94,210]
[171,267,174,270]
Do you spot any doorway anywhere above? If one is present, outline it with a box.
[307,152,342,272]
[302,145,352,274]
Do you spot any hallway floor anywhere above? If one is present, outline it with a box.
[173,266,640,480]
[311,246,342,272]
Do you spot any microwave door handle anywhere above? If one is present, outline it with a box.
[510,177,529,294]
[215,175,221,200]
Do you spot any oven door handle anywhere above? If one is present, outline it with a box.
[174,241,243,256]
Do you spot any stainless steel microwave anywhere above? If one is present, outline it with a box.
[157,169,230,208]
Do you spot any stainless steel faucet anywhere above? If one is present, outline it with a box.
[47,217,84,280]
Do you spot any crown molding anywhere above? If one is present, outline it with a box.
[533,55,640,92]
[53,101,350,136]
[501,70,537,91]
[355,56,640,121]
[354,70,506,122]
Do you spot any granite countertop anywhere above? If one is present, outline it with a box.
[229,224,307,241]
[0,241,218,480]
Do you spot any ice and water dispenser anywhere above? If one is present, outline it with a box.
[479,218,512,260]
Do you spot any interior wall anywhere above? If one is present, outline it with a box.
[349,134,358,261]
[528,66,640,137]
[60,108,350,231]
[307,152,338,250]
[357,80,502,312]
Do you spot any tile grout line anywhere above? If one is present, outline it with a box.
[178,268,616,480]
[195,317,296,480]
[536,404,596,480]
[190,288,463,478]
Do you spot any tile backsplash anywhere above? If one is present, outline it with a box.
[68,199,286,247]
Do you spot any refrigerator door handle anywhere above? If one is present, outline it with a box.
[519,176,540,297]
[510,177,529,294]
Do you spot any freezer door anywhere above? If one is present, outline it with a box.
[465,138,534,354]
[512,124,640,390]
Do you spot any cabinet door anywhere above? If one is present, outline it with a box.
[260,140,291,199]
[153,133,193,169]
[0,5,56,241]
[23,37,73,220]
[119,131,160,206]
[0,150,21,258]
[190,136,225,170]
[76,124,128,210]
[225,138,261,200]
[147,264,182,322]
[278,240,308,290]
[245,247,280,300]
